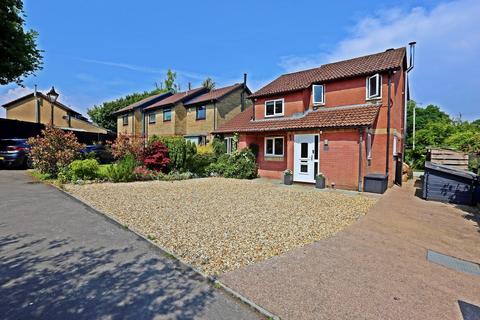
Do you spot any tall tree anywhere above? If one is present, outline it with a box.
[164,69,179,92]
[0,0,43,85]
[202,77,216,89]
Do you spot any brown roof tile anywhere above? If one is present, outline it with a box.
[113,91,172,115]
[144,87,208,110]
[212,105,380,134]
[250,48,406,99]
[184,83,250,106]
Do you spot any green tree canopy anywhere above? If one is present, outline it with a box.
[0,0,43,85]
[87,70,180,132]
[202,77,216,89]
[405,101,480,170]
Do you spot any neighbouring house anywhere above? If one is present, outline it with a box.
[115,80,251,145]
[181,83,251,144]
[213,46,414,190]
[113,91,174,136]
[2,91,109,134]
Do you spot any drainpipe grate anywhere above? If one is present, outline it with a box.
[427,250,480,276]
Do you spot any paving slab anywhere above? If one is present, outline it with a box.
[0,170,260,320]
[220,179,480,320]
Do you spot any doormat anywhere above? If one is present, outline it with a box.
[458,300,480,320]
[427,250,480,276]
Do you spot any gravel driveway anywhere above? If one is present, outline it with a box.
[66,178,376,275]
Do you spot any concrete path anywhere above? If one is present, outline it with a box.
[221,179,480,319]
[0,170,259,320]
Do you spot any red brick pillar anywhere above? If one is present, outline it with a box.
[286,132,294,171]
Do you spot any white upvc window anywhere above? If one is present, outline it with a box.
[122,115,128,126]
[312,84,325,105]
[224,137,237,154]
[265,98,284,117]
[148,112,156,124]
[366,73,382,100]
[264,137,284,157]
[393,135,398,156]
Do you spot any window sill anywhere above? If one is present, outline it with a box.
[264,115,284,119]
[366,97,382,102]
[196,118,206,121]
[163,120,171,122]
[264,156,284,162]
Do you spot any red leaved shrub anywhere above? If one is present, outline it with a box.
[27,126,84,176]
[109,134,145,162]
[142,141,170,172]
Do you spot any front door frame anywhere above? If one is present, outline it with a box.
[293,133,319,183]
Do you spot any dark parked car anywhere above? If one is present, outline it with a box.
[80,144,113,164]
[0,139,32,169]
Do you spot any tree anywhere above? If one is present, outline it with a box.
[87,88,164,132]
[0,0,43,85]
[164,69,179,92]
[202,77,216,89]
[405,100,480,169]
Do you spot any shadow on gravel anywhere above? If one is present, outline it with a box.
[0,233,214,320]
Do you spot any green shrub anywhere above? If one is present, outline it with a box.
[212,136,227,157]
[207,148,257,179]
[105,154,136,182]
[149,135,196,171]
[157,171,193,181]
[27,126,84,177]
[249,143,259,160]
[187,152,217,177]
[68,159,100,181]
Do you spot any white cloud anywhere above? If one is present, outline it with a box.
[79,58,208,82]
[280,0,480,71]
[0,86,36,118]
[278,0,480,119]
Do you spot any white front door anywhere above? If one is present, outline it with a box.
[293,134,319,183]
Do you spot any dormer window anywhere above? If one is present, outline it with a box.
[312,84,325,105]
[265,98,284,117]
[366,74,382,100]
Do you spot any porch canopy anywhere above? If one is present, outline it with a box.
[212,104,380,134]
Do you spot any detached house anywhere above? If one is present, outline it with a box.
[115,81,251,144]
[214,47,413,190]
[2,90,108,134]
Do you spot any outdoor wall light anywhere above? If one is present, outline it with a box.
[46,86,59,126]
[324,139,329,146]
[46,86,59,103]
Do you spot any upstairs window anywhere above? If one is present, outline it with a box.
[312,84,325,105]
[366,74,382,99]
[265,137,284,156]
[196,106,206,120]
[122,115,128,126]
[163,108,171,122]
[148,112,156,124]
[265,99,284,117]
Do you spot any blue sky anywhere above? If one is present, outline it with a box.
[1,0,479,120]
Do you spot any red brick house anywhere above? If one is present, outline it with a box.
[213,47,411,190]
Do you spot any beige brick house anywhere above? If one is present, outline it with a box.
[113,91,174,136]
[2,91,108,134]
[116,83,251,144]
